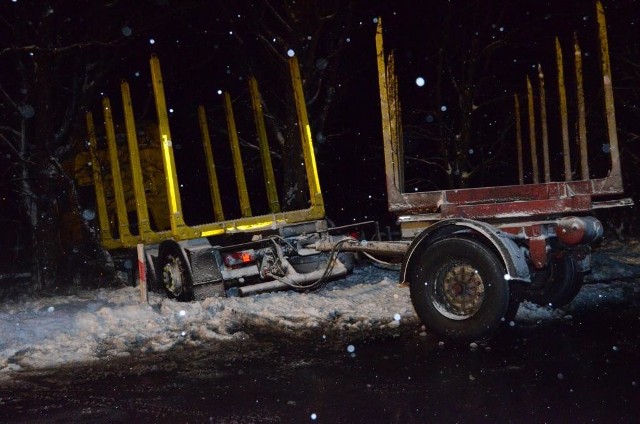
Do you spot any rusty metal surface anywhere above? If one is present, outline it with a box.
[441,196,593,220]
[385,176,624,221]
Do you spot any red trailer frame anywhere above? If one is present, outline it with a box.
[376,2,626,227]
[374,1,632,342]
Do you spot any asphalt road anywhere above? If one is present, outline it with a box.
[1,286,639,424]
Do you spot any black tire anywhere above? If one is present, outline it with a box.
[408,237,511,343]
[526,254,583,308]
[158,242,194,302]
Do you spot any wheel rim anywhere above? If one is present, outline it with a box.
[162,255,184,297]
[432,262,485,320]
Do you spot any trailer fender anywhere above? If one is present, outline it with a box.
[400,218,531,285]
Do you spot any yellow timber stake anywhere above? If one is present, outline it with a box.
[596,0,622,183]
[149,55,198,239]
[555,37,572,181]
[223,92,253,218]
[573,33,589,181]
[526,76,539,184]
[538,64,551,183]
[121,80,158,242]
[197,105,225,222]
[249,77,281,214]
[85,111,117,248]
[289,56,324,212]
[102,97,135,244]
[386,52,404,191]
[513,95,524,185]
[375,17,404,198]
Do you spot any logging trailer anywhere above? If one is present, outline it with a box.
[71,1,630,342]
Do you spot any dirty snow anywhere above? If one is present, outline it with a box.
[0,267,410,375]
[1,238,639,376]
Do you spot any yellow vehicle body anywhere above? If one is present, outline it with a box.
[67,120,171,235]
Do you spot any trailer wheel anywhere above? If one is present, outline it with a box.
[158,242,194,302]
[527,255,583,308]
[409,237,511,343]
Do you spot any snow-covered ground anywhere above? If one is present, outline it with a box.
[1,238,639,377]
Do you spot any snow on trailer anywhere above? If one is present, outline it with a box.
[370,1,633,342]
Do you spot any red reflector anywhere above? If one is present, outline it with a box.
[223,250,256,267]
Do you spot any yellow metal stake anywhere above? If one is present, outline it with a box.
[197,105,225,222]
[85,111,117,248]
[102,97,135,243]
[513,95,524,185]
[387,53,404,191]
[375,17,405,202]
[538,64,551,183]
[526,76,539,184]
[149,55,197,239]
[574,33,589,181]
[596,0,622,185]
[249,77,281,214]
[555,37,572,181]
[121,80,157,241]
[289,56,324,212]
[223,92,252,218]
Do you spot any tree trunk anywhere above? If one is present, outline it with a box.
[19,158,63,291]
[31,217,60,291]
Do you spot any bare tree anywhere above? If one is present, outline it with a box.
[395,2,533,190]
[215,0,356,208]
[0,0,178,289]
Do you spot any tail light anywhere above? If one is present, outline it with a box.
[223,250,256,267]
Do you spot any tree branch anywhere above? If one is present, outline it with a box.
[0,39,125,58]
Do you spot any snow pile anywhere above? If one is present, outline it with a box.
[0,267,412,373]
[1,237,638,375]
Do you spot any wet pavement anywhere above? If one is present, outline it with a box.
[1,290,639,423]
